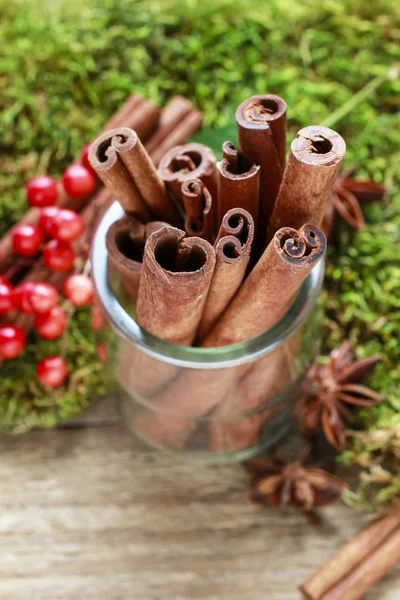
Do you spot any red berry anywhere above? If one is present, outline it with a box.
[0,277,14,314]
[13,282,37,313]
[63,274,93,306]
[80,144,96,177]
[26,175,58,208]
[36,356,68,387]
[12,224,43,257]
[96,343,107,363]
[38,206,61,237]
[91,305,105,331]
[29,282,59,314]
[43,240,75,272]
[0,326,26,359]
[62,164,95,198]
[52,209,84,242]
[34,306,67,340]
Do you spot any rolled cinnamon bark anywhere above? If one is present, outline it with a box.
[236,95,287,242]
[208,349,292,452]
[218,141,260,230]
[203,224,326,348]
[158,143,218,207]
[146,96,200,162]
[120,224,216,408]
[150,111,204,168]
[266,125,346,243]
[106,217,144,303]
[106,217,170,303]
[300,508,400,600]
[136,227,216,345]
[197,208,254,341]
[89,128,181,226]
[182,179,214,242]
[103,94,160,140]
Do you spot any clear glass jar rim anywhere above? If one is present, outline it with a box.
[91,202,324,369]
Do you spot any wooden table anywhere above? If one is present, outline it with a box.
[1,397,399,600]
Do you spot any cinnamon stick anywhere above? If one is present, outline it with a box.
[300,506,400,600]
[101,94,160,141]
[218,141,260,230]
[202,224,326,348]
[236,94,287,241]
[136,227,216,346]
[106,217,169,303]
[182,179,214,242]
[197,208,254,341]
[266,125,346,243]
[208,348,292,452]
[0,94,160,277]
[132,224,325,450]
[117,224,215,401]
[89,128,182,225]
[158,143,218,207]
[146,96,201,164]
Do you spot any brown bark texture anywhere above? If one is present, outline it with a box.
[236,94,287,244]
[158,143,218,207]
[300,507,400,600]
[218,141,260,230]
[197,208,254,341]
[89,128,182,226]
[266,125,346,244]
[135,226,216,346]
[202,223,326,348]
[182,179,214,242]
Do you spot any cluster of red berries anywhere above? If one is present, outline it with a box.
[0,274,94,385]
[12,146,96,271]
[0,145,98,388]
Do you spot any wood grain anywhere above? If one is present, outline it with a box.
[0,397,399,600]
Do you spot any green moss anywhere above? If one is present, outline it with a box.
[0,308,110,432]
[0,0,400,506]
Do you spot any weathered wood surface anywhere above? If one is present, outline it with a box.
[1,397,399,600]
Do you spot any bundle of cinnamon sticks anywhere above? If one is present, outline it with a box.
[300,502,400,599]
[90,93,346,453]
[0,93,203,333]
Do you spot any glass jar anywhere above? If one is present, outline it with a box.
[92,202,324,464]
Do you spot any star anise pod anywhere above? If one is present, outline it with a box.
[323,173,386,235]
[301,342,382,450]
[245,445,348,514]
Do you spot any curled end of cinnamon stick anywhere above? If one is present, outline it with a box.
[292,126,346,167]
[217,207,255,250]
[236,94,287,130]
[145,226,216,282]
[89,127,139,171]
[220,141,260,181]
[158,143,218,202]
[181,178,213,240]
[106,217,145,273]
[215,235,244,264]
[274,223,326,267]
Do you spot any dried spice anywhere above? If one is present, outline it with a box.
[323,174,386,234]
[301,342,382,450]
[245,446,348,515]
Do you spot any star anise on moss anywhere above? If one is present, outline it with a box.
[244,446,348,514]
[323,174,386,235]
[300,342,382,451]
